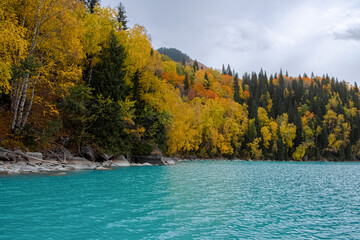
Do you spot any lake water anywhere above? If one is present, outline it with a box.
[1,161,360,239]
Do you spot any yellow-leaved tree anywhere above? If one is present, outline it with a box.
[10,0,86,132]
[277,113,297,152]
[0,2,27,94]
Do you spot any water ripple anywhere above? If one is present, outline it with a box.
[1,162,360,239]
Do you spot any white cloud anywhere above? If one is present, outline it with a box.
[102,0,360,83]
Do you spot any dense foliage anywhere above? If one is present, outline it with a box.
[1,0,360,161]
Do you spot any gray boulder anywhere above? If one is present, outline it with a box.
[81,145,96,162]
[67,157,95,169]
[102,161,114,167]
[7,168,20,174]
[0,152,20,162]
[162,157,176,165]
[20,165,34,173]
[0,152,11,162]
[64,148,73,159]
[111,155,130,167]
[131,155,164,165]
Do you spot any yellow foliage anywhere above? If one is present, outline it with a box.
[261,126,271,148]
[326,95,342,111]
[345,107,357,118]
[82,6,118,56]
[292,142,314,161]
[166,96,248,156]
[0,4,27,93]
[324,109,351,152]
[124,25,153,80]
[268,121,278,152]
[162,61,177,73]
[248,138,263,159]
[266,93,273,112]
[166,101,202,154]
[278,114,296,150]
[269,121,278,139]
[194,69,206,85]
[258,107,270,126]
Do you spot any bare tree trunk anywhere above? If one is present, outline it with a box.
[11,0,44,133]
[88,65,93,84]
[14,73,30,131]
[11,75,28,131]
[29,0,44,54]
[10,79,22,113]
[84,56,94,84]
[21,76,38,130]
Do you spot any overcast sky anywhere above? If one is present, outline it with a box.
[102,0,360,83]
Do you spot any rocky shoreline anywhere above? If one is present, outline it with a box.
[0,146,339,175]
[0,147,176,175]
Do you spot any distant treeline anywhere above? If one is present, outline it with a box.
[157,47,191,63]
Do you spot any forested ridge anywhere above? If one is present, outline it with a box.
[1,0,360,161]
[157,47,190,64]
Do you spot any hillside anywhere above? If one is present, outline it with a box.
[157,47,190,63]
[1,0,360,161]
[157,47,209,70]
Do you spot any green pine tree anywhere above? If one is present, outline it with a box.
[233,73,241,103]
[130,70,171,155]
[117,2,128,31]
[277,128,285,160]
[222,64,226,75]
[226,64,232,76]
[293,101,303,148]
[91,31,128,102]
[80,0,100,13]
[193,60,199,72]
[183,73,189,95]
[89,31,131,154]
[204,72,210,89]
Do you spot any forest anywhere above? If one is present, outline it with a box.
[1,0,360,161]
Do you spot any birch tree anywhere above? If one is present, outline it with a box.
[11,0,84,133]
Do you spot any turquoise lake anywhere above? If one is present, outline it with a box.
[1,161,360,239]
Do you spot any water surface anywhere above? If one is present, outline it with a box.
[1,161,360,239]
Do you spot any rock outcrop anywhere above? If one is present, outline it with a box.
[80,145,96,162]
[162,157,176,165]
[130,149,165,166]
[0,147,176,175]
[112,155,131,167]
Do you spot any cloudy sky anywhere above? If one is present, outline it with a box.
[102,0,360,83]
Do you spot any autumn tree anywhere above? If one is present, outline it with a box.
[0,3,27,96]
[2,0,360,161]
[10,0,85,133]
[130,70,171,154]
